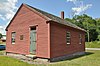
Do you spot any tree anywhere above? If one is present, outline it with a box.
[89,29,98,41]
[65,14,98,42]
[95,18,100,41]
[0,33,2,39]
[65,18,72,22]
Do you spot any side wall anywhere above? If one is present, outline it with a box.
[50,22,85,58]
[6,5,50,58]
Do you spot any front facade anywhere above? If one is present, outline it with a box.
[6,4,85,60]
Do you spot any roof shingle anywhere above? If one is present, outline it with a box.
[6,3,86,32]
[26,4,85,32]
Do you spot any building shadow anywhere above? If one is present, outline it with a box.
[51,52,94,63]
[66,52,93,60]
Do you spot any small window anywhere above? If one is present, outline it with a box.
[79,34,82,44]
[20,35,24,40]
[66,32,71,44]
[12,32,16,44]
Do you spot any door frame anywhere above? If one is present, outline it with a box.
[29,25,38,55]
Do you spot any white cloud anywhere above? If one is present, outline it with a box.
[72,4,92,15]
[67,0,77,2]
[0,0,18,20]
[0,15,6,20]
[67,0,92,15]
[0,26,5,34]
[0,25,7,35]
[67,0,77,3]
[67,0,81,5]
[0,0,18,34]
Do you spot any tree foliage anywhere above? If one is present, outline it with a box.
[95,18,100,40]
[65,14,99,42]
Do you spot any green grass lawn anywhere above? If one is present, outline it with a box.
[0,50,5,55]
[0,50,100,66]
[86,41,100,48]
[0,50,44,66]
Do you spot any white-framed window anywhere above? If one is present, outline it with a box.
[79,34,82,44]
[11,32,16,44]
[66,32,71,44]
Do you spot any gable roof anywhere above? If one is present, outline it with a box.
[6,3,86,32]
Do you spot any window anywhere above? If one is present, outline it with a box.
[66,32,71,44]
[12,32,16,44]
[79,34,82,44]
[20,35,24,40]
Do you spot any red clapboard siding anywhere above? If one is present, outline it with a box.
[6,5,50,58]
[50,22,85,58]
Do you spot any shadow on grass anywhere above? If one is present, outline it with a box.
[51,52,94,62]
[67,52,93,60]
[0,49,5,51]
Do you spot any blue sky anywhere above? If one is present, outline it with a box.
[0,0,100,34]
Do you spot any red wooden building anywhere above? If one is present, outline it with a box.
[6,4,86,61]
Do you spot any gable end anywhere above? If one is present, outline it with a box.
[5,3,51,31]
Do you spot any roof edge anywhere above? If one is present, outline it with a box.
[6,3,86,32]
[23,4,52,21]
[5,3,52,31]
[5,3,24,31]
[47,20,86,32]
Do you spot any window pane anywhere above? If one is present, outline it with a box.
[12,32,16,44]
[79,34,82,44]
[66,32,71,44]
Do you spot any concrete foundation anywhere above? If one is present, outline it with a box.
[50,52,85,62]
[6,51,85,62]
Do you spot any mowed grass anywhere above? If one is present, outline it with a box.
[0,54,45,66]
[0,50,100,66]
[0,56,35,66]
[51,50,100,66]
[0,50,5,55]
[86,41,100,48]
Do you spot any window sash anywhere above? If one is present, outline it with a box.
[12,32,16,44]
[79,34,82,44]
[66,32,71,44]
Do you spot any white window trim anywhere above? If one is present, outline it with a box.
[79,34,82,44]
[11,32,16,44]
[66,32,71,45]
